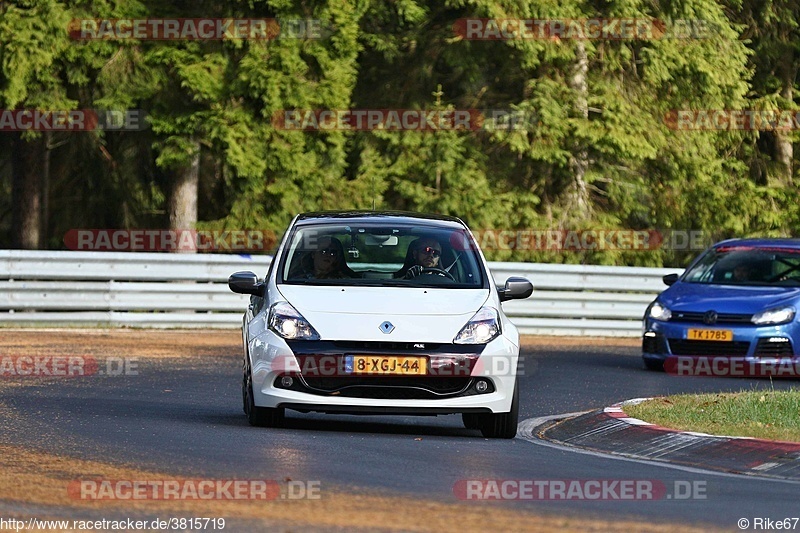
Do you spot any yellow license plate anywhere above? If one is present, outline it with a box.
[348,355,426,375]
[687,329,733,341]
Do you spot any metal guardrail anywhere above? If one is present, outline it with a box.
[0,251,680,336]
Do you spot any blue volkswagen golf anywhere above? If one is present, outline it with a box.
[643,239,800,373]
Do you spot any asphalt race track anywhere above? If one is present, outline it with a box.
[0,330,797,532]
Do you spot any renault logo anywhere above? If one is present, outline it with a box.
[703,311,718,325]
[379,321,395,334]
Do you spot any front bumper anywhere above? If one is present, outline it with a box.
[248,331,519,414]
[642,319,800,363]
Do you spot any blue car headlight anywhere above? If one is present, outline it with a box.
[751,306,796,325]
[648,302,672,321]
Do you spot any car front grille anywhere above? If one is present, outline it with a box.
[668,339,750,356]
[670,312,753,324]
[331,340,443,351]
[754,338,795,357]
[286,340,484,357]
[281,376,486,399]
[281,342,490,400]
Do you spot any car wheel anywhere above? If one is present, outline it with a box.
[242,356,249,414]
[643,358,664,372]
[478,381,519,439]
[243,359,284,428]
[462,413,481,430]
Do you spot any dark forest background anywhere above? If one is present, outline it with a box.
[1,0,798,266]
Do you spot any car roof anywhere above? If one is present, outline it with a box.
[294,210,466,228]
[713,238,800,250]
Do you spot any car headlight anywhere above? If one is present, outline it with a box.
[268,302,320,340]
[454,307,500,344]
[648,302,672,321]
[751,306,796,325]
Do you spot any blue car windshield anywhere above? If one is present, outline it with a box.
[683,246,800,286]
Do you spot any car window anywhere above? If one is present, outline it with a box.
[278,223,486,288]
[683,246,800,286]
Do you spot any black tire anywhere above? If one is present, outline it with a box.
[243,359,284,428]
[242,356,250,414]
[643,358,664,372]
[478,381,519,439]
[462,413,481,430]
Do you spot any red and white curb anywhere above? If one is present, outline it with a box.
[605,397,800,445]
[517,398,800,479]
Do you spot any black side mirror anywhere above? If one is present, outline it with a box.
[228,271,264,295]
[662,273,679,286]
[498,277,533,302]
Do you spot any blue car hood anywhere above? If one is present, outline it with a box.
[661,283,800,314]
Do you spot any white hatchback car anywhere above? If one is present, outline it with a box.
[229,211,532,438]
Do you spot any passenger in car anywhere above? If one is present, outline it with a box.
[290,236,355,279]
[732,263,754,282]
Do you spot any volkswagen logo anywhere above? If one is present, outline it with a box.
[379,321,395,334]
[703,311,718,325]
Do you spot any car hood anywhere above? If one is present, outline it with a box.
[661,282,800,314]
[277,285,491,342]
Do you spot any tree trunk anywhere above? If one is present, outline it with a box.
[11,133,48,249]
[41,131,51,247]
[567,41,591,217]
[773,61,794,186]
[168,139,200,253]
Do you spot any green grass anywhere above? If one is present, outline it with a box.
[623,389,800,442]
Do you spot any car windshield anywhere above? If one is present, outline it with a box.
[682,246,800,286]
[277,222,486,288]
